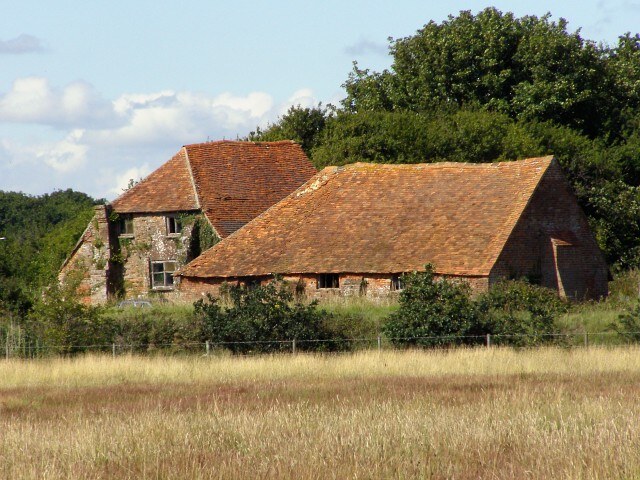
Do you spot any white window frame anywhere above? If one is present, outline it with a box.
[151,260,177,290]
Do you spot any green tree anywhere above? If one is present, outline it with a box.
[343,8,624,139]
[249,104,329,155]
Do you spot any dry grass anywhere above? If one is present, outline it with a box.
[2,347,640,479]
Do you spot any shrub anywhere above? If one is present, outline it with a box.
[27,280,112,355]
[474,279,567,346]
[194,278,341,353]
[610,303,640,342]
[382,265,478,347]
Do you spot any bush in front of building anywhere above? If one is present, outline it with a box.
[26,279,113,355]
[382,267,566,348]
[474,280,567,346]
[194,278,343,354]
[382,265,479,347]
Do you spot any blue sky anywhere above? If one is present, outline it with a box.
[2,0,640,199]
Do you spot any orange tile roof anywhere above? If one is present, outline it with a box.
[110,140,316,237]
[185,141,317,237]
[111,149,199,213]
[177,156,554,278]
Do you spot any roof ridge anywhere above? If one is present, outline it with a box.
[182,146,202,212]
[183,139,298,148]
[325,156,554,172]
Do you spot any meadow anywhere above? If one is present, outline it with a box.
[2,347,640,479]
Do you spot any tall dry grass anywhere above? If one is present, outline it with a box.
[2,347,640,479]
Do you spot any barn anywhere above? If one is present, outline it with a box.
[176,156,608,300]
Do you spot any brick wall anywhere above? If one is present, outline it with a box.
[178,272,490,302]
[491,160,608,300]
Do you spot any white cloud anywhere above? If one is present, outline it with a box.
[3,130,88,173]
[344,38,388,56]
[0,34,45,54]
[110,164,153,196]
[0,77,117,128]
[0,78,322,198]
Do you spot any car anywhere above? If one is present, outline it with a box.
[117,299,153,309]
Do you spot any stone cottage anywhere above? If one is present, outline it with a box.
[59,140,317,303]
[177,156,608,301]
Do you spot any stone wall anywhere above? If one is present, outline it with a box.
[58,205,112,304]
[115,213,195,301]
[60,208,202,304]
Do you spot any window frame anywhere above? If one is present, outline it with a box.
[151,260,177,290]
[165,216,183,236]
[390,274,404,292]
[318,273,340,289]
[117,214,134,236]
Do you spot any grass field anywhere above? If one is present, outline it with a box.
[2,347,640,479]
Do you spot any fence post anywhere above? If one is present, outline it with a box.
[112,343,116,358]
[486,333,491,348]
[377,335,381,351]
[292,339,296,355]
[584,332,588,348]
[206,340,210,356]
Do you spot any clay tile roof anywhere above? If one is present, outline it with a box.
[110,140,316,237]
[178,156,555,278]
[111,149,198,213]
[185,140,317,237]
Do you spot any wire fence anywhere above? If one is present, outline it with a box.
[3,330,640,359]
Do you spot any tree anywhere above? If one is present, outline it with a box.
[343,8,624,140]
[249,104,329,155]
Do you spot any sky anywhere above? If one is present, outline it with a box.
[2,0,640,200]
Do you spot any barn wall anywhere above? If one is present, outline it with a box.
[491,161,608,300]
[178,273,490,302]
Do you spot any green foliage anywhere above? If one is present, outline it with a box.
[26,274,109,355]
[249,104,329,155]
[187,215,220,261]
[383,269,566,348]
[474,280,567,346]
[611,303,640,342]
[0,189,97,313]
[102,305,202,353]
[343,8,630,140]
[312,109,542,168]
[382,265,478,347]
[194,278,340,353]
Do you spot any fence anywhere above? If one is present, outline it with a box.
[3,330,640,359]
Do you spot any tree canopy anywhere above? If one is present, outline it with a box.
[0,189,98,313]
[252,8,640,271]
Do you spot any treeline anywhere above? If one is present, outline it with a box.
[0,189,98,313]
[251,8,640,271]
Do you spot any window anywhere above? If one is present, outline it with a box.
[391,274,404,291]
[151,261,177,289]
[166,216,183,235]
[117,215,134,236]
[240,277,261,290]
[318,273,339,289]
